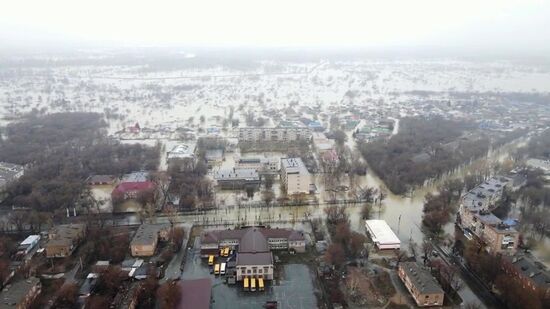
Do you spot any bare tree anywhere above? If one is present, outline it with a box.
[157,280,182,309]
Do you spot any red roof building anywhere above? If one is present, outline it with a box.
[177,278,212,309]
[111,181,156,200]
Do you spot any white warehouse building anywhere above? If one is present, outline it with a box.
[365,220,401,250]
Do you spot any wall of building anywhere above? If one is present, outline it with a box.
[131,242,157,257]
[236,265,273,281]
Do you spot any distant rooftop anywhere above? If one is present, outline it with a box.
[213,168,259,181]
[131,224,169,246]
[505,254,550,288]
[462,176,510,211]
[281,157,309,175]
[121,171,149,183]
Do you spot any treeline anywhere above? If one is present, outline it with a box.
[358,116,481,194]
[0,112,159,211]
[358,116,525,194]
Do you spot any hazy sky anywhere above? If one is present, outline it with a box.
[1,0,549,52]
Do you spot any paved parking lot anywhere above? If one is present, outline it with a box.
[181,238,318,309]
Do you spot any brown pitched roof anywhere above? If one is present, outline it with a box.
[238,228,269,253]
[201,227,305,245]
[236,252,273,266]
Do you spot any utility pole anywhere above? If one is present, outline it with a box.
[397,215,401,236]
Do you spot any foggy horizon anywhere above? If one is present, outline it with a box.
[2,0,550,59]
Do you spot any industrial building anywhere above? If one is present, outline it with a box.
[365,220,401,250]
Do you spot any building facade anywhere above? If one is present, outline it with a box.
[280,157,311,194]
[398,262,444,307]
[238,127,312,143]
[235,157,279,173]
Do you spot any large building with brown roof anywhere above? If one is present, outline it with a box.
[235,228,274,281]
[45,223,87,258]
[200,227,306,258]
[200,227,306,281]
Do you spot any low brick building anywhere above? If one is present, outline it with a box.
[398,262,444,307]
[130,224,170,257]
[45,223,87,258]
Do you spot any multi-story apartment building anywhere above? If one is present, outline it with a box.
[457,177,519,255]
[280,157,311,194]
[398,262,444,307]
[237,126,312,143]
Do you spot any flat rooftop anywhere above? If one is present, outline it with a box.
[281,157,309,175]
[365,220,400,247]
